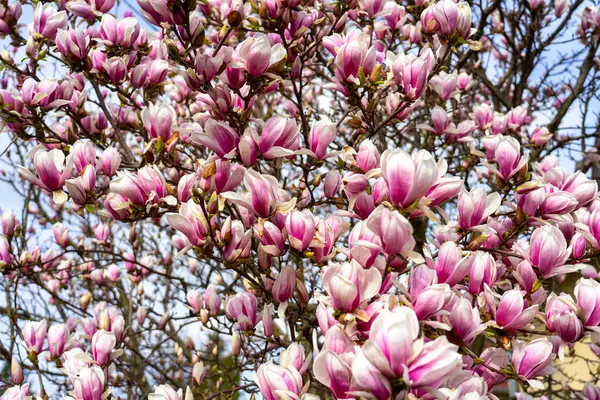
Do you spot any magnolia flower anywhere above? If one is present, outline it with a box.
[255,361,303,400]
[73,366,105,400]
[148,384,187,400]
[47,323,69,358]
[142,103,176,142]
[527,225,573,278]
[321,260,382,312]
[485,135,528,180]
[109,165,170,207]
[256,116,299,159]
[22,320,47,354]
[485,286,538,332]
[511,339,554,382]
[366,206,415,258]
[18,149,73,204]
[285,210,316,252]
[391,49,435,100]
[447,296,487,345]
[91,330,116,365]
[307,116,336,160]
[433,241,470,286]
[225,292,259,330]
[380,148,441,208]
[222,169,287,218]
[545,293,583,342]
[236,35,286,77]
[575,278,600,328]
[457,188,501,229]
[361,306,462,388]
[31,3,67,38]
[193,120,239,159]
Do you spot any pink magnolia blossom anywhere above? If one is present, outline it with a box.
[380,148,441,208]
[321,260,382,312]
[512,339,554,381]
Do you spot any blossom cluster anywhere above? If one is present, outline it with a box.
[1,0,600,399]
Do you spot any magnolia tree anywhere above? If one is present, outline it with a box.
[3,0,600,398]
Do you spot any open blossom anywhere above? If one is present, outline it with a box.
[486,287,538,332]
[425,176,463,206]
[381,148,441,208]
[66,165,96,206]
[473,348,509,387]
[193,119,240,159]
[429,72,457,101]
[471,104,494,129]
[361,306,462,388]
[322,260,382,312]
[332,34,378,83]
[313,347,353,398]
[512,339,554,380]
[137,0,182,26]
[422,0,473,39]
[457,188,501,229]
[109,165,170,208]
[198,159,244,194]
[222,219,251,262]
[99,15,140,47]
[236,35,286,77]
[352,350,393,400]
[348,224,380,270]
[257,116,299,159]
[285,344,309,372]
[18,149,73,203]
[70,140,96,173]
[487,135,528,180]
[31,3,67,38]
[166,200,209,247]
[255,361,303,400]
[222,169,283,218]
[362,307,419,377]
[560,171,598,207]
[408,265,452,320]
[405,334,462,388]
[226,292,259,330]
[56,29,88,61]
[255,221,285,256]
[1,384,30,400]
